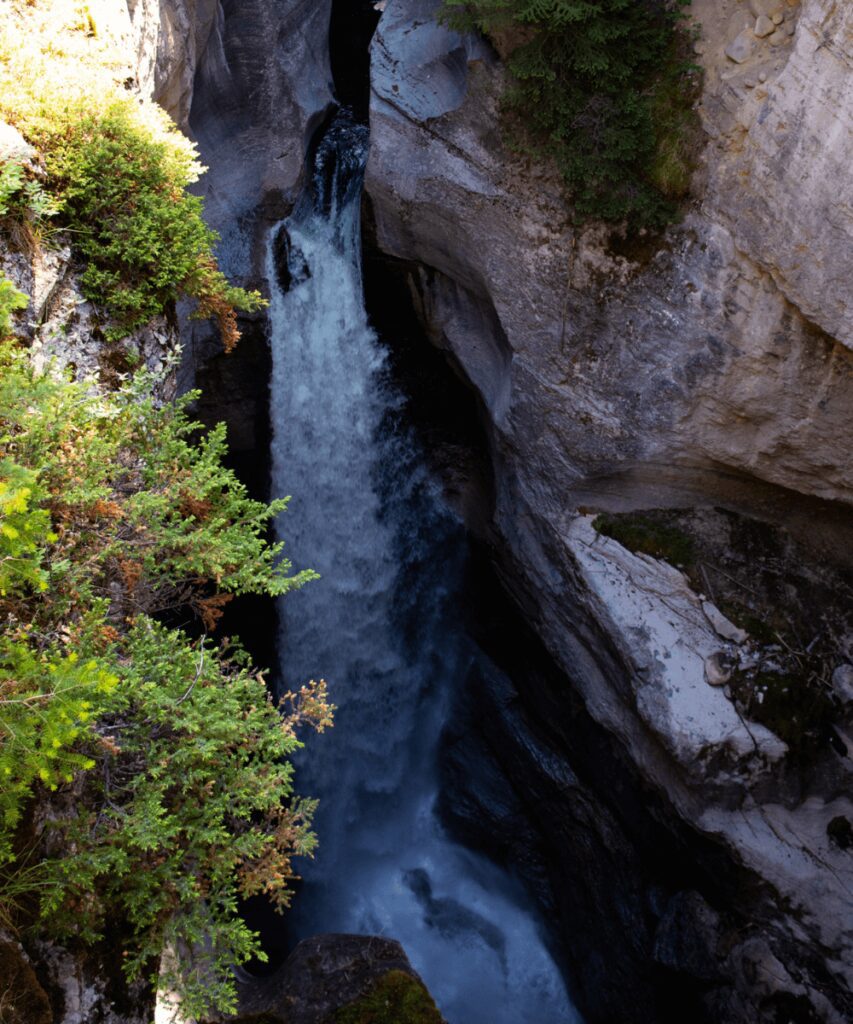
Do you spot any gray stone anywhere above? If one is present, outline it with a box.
[233,935,440,1023]
[726,27,756,63]
[768,28,788,44]
[0,121,36,166]
[653,891,723,980]
[702,601,749,643]
[755,14,775,36]
[371,0,491,123]
[832,664,853,704]
[750,0,785,14]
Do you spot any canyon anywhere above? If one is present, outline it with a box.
[184,1,853,1020]
[1,0,851,1022]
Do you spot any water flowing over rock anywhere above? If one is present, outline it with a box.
[266,108,576,1024]
[9,0,847,1020]
[181,0,337,496]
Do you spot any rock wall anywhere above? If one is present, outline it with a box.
[0,0,199,386]
[180,0,334,499]
[365,0,853,1021]
[127,0,220,129]
[187,0,334,282]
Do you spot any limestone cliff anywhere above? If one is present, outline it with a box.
[180,0,334,488]
[365,0,853,1021]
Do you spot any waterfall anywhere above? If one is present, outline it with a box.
[268,111,579,1024]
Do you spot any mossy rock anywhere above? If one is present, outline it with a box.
[332,970,443,1024]
[728,669,837,755]
[590,505,853,762]
[592,512,695,568]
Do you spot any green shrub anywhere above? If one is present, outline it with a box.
[0,161,60,226]
[0,351,330,1019]
[42,618,327,1019]
[0,275,27,339]
[441,0,698,227]
[0,2,263,347]
[30,101,264,344]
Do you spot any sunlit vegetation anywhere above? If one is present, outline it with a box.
[0,3,329,1019]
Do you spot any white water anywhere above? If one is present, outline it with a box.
[269,114,579,1024]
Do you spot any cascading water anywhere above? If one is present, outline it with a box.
[268,111,580,1024]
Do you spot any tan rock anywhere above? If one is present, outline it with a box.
[704,652,736,686]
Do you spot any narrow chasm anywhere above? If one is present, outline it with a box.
[194,2,571,1022]
[188,5,772,1024]
[356,233,769,1024]
[256,8,576,1017]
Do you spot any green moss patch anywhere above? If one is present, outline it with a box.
[592,512,695,567]
[333,970,443,1024]
[728,670,838,757]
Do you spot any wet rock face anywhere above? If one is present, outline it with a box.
[188,0,333,284]
[365,0,853,1021]
[180,0,335,508]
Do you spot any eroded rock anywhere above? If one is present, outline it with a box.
[0,121,37,166]
[705,651,737,686]
[726,27,756,62]
[365,0,853,1019]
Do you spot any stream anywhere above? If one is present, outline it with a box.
[267,111,578,1024]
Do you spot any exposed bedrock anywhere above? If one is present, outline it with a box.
[179,0,334,504]
[126,0,220,129]
[187,0,333,279]
[365,0,853,1021]
[228,934,443,1023]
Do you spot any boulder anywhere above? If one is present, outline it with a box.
[232,935,444,1024]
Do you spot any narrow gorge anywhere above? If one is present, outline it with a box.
[0,2,851,1024]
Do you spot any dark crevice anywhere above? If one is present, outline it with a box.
[362,204,497,532]
[329,0,381,121]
